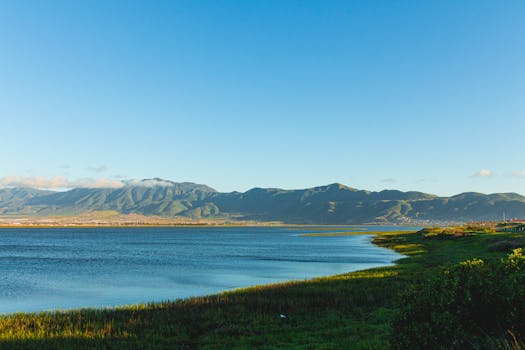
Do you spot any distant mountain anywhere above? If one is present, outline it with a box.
[1,179,524,224]
[208,183,437,223]
[0,188,53,214]
[22,179,217,217]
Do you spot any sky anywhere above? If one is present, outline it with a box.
[1,0,524,196]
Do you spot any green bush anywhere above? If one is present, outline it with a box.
[392,249,525,349]
[419,227,458,239]
[488,239,524,253]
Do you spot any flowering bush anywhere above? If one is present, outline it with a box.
[392,249,525,349]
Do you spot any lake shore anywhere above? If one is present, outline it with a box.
[0,212,418,228]
[0,228,514,349]
[0,222,398,228]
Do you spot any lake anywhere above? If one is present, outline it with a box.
[0,226,414,313]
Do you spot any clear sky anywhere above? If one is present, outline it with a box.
[1,0,524,196]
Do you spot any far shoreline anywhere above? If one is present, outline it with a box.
[0,222,419,229]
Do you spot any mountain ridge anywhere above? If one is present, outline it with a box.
[0,179,524,224]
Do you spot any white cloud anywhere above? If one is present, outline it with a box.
[470,169,493,178]
[0,176,183,190]
[73,178,124,188]
[512,170,525,178]
[0,175,70,189]
[124,179,175,187]
[0,176,124,189]
[87,165,108,173]
[381,178,397,183]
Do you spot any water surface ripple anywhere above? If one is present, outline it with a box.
[0,226,413,313]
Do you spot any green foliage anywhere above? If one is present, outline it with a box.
[419,227,459,238]
[489,239,524,253]
[392,248,525,349]
[461,224,497,233]
[0,266,403,349]
[419,225,498,239]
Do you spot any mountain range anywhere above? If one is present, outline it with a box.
[1,178,524,224]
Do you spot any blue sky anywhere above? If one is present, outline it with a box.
[1,0,524,195]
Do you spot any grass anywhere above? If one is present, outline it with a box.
[0,229,522,349]
[299,230,414,237]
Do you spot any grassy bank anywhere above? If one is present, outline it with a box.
[0,229,521,349]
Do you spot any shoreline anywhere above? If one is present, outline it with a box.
[0,223,416,229]
[0,230,408,316]
[4,227,498,348]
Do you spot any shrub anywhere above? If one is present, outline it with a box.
[392,249,525,349]
[488,239,524,253]
[419,227,457,239]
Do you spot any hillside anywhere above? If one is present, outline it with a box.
[1,179,524,224]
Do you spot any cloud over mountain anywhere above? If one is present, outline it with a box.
[0,176,124,189]
[124,179,179,187]
[470,169,493,178]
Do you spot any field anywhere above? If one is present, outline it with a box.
[0,228,522,349]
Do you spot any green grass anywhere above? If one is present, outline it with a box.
[299,230,414,237]
[0,230,523,349]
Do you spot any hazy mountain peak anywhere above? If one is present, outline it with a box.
[450,192,486,199]
[122,178,218,193]
[317,183,357,191]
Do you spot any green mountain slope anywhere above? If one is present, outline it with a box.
[25,179,217,217]
[0,188,54,214]
[209,183,437,223]
[1,179,524,223]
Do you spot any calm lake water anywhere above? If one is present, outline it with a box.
[0,226,414,313]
